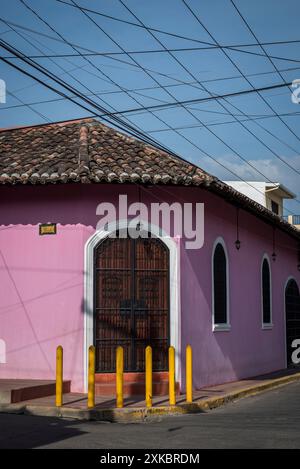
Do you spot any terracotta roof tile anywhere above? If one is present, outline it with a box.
[0,118,212,186]
[0,118,299,240]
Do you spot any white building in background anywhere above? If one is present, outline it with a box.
[224,181,296,218]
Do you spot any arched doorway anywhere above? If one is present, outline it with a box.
[285,278,300,367]
[94,233,170,373]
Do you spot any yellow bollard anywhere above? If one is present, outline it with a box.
[56,345,63,407]
[145,346,152,408]
[186,344,193,403]
[116,346,124,408]
[88,345,96,409]
[169,346,176,406]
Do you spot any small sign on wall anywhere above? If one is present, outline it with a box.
[39,223,57,236]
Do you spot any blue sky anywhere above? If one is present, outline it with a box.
[0,0,300,214]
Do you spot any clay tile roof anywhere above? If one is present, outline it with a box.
[0,118,213,186]
[0,117,299,240]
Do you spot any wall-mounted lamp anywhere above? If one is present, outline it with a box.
[272,227,277,261]
[235,239,241,250]
[235,208,241,250]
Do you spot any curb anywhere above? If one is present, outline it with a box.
[1,371,300,423]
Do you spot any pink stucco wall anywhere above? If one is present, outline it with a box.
[0,183,299,392]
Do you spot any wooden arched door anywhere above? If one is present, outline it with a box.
[285,279,300,367]
[94,234,170,373]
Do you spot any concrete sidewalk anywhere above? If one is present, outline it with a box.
[1,368,300,423]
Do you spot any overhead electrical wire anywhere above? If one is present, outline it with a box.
[1,37,300,217]
[17,0,179,152]
[18,0,189,123]
[19,0,300,144]
[3,92,300,122]
[229,0,300,149]
[1,3,300,216]
[182,1,300,149]
[4,16,300,76]
[118,0,300,178]
[179,0,300,173]
[0,36,196,159]
[26,0,300,186]
[58,0,300,211]
[54,0,300,55]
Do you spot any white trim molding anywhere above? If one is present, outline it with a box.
[211,237,231,332]
[283,276,299,367]
[261,254,273,330]
[83,219,180,392]
[0,339,6,364]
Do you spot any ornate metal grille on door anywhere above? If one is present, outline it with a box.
[94,234,170,372]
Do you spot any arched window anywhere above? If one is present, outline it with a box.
[285,278,300,366]
[212,240,230,330]
[261,256,272,327]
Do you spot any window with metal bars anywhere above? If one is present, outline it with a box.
[213,242,228,326]
[262,257,272,325]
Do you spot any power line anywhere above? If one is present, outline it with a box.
[4,90,300,121]
[2,36,300,218]
[7,40,300,98]
[73,0,291,187]
[5,23,169,106]
[147,112,300,133]
[229,0,300,145]
[5,16,300,81]
[118,0,300,183]
[5,9,300,131]
[180,0,300,173]
[17,0,132,112]
[3,3,300,207]
[53,0,300,54]
[0,16,122,112]
[117,0,300,213]
[3,90,300,139]
[1,4,299,221]
[3,39,300,59]
[6,48,300,114]
[15,3,297,115]
[69,0,300,210]
[0,38,186,157]
[223,45,300,65]
[68,0,208,170]
[6,90,51,123]
[0,47,294,115]
[18,0,193,115]
[1,18,213,88]
[18,0,175,145]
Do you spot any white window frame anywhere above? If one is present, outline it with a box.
[212,237,231,332]
[284,276,299,367]
[261,254,273,329]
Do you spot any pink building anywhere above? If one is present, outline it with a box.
[0,118,299,393]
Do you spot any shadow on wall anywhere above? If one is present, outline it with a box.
[180,217,293,389]
[0,183,152,228]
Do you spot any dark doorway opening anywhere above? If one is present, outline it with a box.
[285,279,300,367]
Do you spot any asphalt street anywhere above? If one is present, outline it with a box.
[1,381,300,449]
